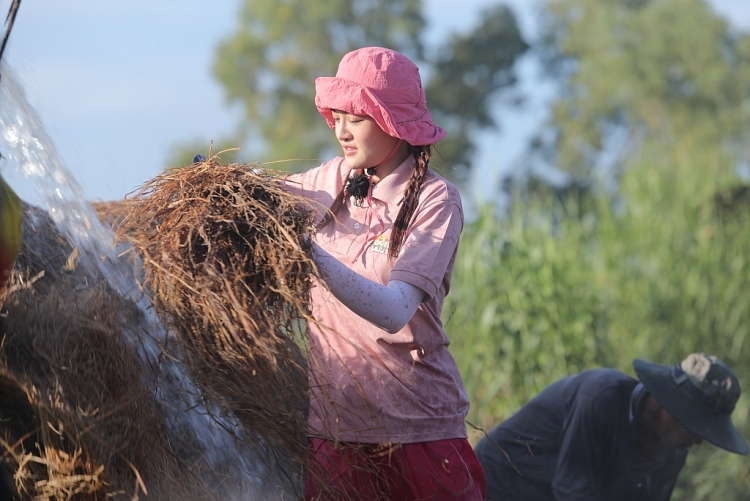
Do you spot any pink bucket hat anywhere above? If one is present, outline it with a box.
[315,47,446,146]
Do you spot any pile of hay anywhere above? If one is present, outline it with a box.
[0,204,222,501]
[0,158,328,498]
[116,159,319,474]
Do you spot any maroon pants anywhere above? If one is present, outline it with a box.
[305,437,487,501]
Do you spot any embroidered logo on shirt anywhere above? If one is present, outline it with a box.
[370,234,389,255]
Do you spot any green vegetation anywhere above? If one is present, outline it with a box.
[537,0,750,179]
[425,4,527,178]
[211,0,425,169]
[169,1,527,178]
[443,1,750,497]
[447,144,750,499]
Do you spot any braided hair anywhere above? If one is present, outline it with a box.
[316,144,432,260]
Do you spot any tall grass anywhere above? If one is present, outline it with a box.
[446,147,750,499]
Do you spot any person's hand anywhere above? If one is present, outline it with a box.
[0,174,21,290]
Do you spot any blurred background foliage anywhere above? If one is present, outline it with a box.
[170,0,528,180]
[443,0,750,499]
[174,0,750,498]
[447,148,750,499]
[535,0,750,181]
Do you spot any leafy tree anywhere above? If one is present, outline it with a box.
[426,4,528,180]
[535,0,750,180]
[169,1,528,178]
[212,0,425,171]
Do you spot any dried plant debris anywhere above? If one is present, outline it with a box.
[91,200,138,238]
[0,158,351,499]
[118,160,319,475]
[0,204,238,500]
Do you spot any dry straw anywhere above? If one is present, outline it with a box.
[116,158,319,479]
[0,161,395,500]
[0,204,222,501]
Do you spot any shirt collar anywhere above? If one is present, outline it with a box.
[369,155,416,207]
[629,382,646,423]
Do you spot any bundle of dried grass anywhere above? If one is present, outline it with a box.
[117,159,319,473]
[1,287,165,500]
[0,204,224,501]
[91,200,138,238]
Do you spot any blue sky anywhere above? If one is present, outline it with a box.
[2,0,749,205]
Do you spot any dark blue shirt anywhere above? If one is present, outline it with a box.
[474,369,687,501]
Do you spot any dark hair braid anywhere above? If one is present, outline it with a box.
[388,145,430,259]
[316,145,432,260]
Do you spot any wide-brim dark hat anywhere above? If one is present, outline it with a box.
[633,355,748,454]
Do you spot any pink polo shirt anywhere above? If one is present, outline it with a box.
[286,156,470,444]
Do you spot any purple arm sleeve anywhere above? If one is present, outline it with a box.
[312,243,425,334]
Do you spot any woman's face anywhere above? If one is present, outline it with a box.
[332,111,400,171]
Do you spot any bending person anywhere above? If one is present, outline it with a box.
[475,353,748,500]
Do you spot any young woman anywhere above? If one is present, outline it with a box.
[286,46,486,500]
